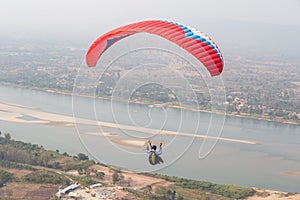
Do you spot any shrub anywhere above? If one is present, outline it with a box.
[0,170,13,187]
[23,170,70,185]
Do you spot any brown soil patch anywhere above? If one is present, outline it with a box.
[114,188,140,200]
[24,185,58,200]
[91,165,167,189]
[0,182,57,199]
[247,188,300,200]
[0,167,33,178]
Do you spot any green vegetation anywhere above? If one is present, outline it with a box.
[0,135,52,166]
[0,160,36,171]
[140,173,256,199]
[112,171,120,185]
[108,165,122,173]
[77,153,89,161]
[22,170,70,185]
[59,158,93,172]
[153,187,184,200]
[175,179,255,199]
[0,170,13,187]
[1,43,299,124]
[96,171,105,179]
[72,176,97,187]
[3,133,11,140]
[0,136,94,173]
[0,134,260,199]
[0,135,100,188]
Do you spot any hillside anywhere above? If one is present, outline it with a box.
[0,134,299,199]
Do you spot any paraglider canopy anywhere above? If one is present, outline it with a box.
[86,20,224,76]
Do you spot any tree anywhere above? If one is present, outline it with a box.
[127,177,132,187]
[4,133,11,140]
[145,185,152,195]
[41,153,49,166]
[78,167,84,175]
[119,174,125,185]
[96,172,105,179]
[112,172,120,185]
[0,170,13,187]
[77,153,89,161]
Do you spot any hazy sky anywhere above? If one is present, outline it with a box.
[1,0,299,42]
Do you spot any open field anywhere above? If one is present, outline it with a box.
[0,182,57,200]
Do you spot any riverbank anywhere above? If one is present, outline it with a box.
[1,83,299,126]
[1,84,300,193]
[1,136,299,199]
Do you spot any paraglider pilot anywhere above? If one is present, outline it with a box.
[146,140,164,165]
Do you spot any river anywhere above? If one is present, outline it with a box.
[0,85,299,192]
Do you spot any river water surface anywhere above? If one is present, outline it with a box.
[0,85,299,192]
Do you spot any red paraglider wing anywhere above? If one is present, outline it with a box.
[86,20,224,76]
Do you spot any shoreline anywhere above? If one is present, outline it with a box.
[1,90,300,194]
[1,83,299,126]
[0,100,259,145]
